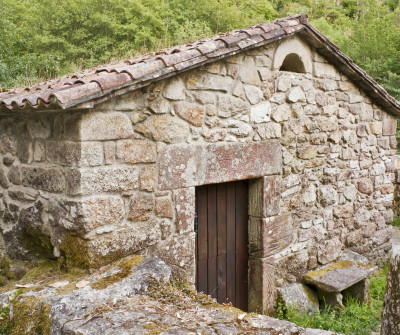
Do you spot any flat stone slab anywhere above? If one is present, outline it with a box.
[277,283,319,313]
[304,260,377,292]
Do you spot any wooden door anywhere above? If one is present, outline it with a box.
[195,180,249,311]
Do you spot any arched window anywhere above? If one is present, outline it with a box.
[279,53,306,73]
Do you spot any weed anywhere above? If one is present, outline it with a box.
[0,289,22,335]
[391,216,400,227]
[276,267,387,335]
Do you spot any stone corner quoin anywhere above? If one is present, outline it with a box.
[0,33,397,314]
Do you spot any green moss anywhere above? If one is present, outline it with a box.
[142,321,170,334]
[304,268,333,280]
[305,260,373,281]
[301,285,319,305]
[20,228,54,259]
[90,255,143,290]
[60,233,128,270]
[11,296,51,334]
[60,234,91,269]
[328,260,354,269]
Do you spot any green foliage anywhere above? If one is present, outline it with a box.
[0,289,22,335]
[0,0,278,88]
[276,268,387,335]
[392,216,400,227]
[2,0,400,114]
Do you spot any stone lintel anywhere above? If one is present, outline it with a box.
[159,141,282,190]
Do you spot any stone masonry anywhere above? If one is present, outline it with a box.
[0,33,397,314]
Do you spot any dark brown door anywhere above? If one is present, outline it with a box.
[195,180,249,311]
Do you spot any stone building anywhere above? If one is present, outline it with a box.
[0,14,398,314]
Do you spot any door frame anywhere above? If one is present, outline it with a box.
[158,141,291,314]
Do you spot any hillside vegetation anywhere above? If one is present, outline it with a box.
[1,0,400,99]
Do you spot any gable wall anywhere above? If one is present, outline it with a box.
[0,36,397,311]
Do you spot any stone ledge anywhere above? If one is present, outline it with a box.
[159,141,282,190]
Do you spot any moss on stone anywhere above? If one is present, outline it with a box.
[11,296,51,334]
[328,260,354,269]
[60,233,130,270]
[60,234,91,269]
[90,255,143,290]
[301,285,319,305]
[142,321,170,334]
[20,228,54,259]
[304,268,333,280]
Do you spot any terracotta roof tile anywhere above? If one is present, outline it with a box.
[1,13,400,116]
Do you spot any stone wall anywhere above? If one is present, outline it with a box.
[0,111,90,261]
[0,35,396,313]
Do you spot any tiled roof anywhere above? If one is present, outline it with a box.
[1,13,400,116]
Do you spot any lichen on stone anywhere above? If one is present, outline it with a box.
[90,255,143,290]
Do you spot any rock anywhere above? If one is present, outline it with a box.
[276,76,292,92]
[174,102,204,126]
[186,72,233,91]
[382,118,397,136]
[72,167,137,196]
[237,56,261,85]
[277,283,319,314]
[272,105,291,122]
[298,146,318,160]
[163,78,186,100]
[338,250,369,264]
[50,196,125,233]
[287,87,305,103]
[0,166,10,188]
[79,112,134,141]
[136,115,190,143]
[217,94,248,118]
[317,289,344,310]
[318,185,338,207]
[117,139,157,164]
[342,278,370,305]
[357,178,373,195]
[244,85,263,105]
[129,193,154,221]
[156,197,173,218]
[250,102,271,123]
[304,259,377,292]
[257,123,281,139]
[317,238,342,265]
[303,184,316,205]
[21,166,65,193]
[149,96,170,114]
[226,120,253,137]
[343,184,357,201]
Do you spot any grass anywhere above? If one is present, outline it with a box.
[276,266,387,335]
[392,216,400,228]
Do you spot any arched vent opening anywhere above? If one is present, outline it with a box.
[279,53,306,73]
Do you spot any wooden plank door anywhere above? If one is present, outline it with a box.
[195,180,249,311]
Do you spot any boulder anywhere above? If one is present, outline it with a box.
[277,283,319,314]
